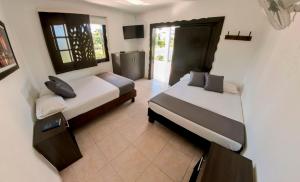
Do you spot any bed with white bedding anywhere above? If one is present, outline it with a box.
[63,76,120,120]
[36,73,136,127]
[148,76,245,151]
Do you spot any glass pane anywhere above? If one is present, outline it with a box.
[90,24,100,33]
[95,48,105,60]
[56,38,69,50]
[60,51,72,63]
[90,24,106,60]
[53,25,65,37]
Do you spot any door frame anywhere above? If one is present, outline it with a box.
[148,16,225,79]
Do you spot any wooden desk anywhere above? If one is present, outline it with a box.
[191,143,253,182]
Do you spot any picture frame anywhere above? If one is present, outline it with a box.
[0,20,19,80]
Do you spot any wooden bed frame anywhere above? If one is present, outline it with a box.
[69,89,136,128]
[148,108,211,152]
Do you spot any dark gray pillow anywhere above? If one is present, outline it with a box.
[188,71,206,87]
[49,76,74,92]
[204,74,224,93]
[45,76,76,98]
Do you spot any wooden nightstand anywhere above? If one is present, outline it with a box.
[190,143,253,182]
[33,113,82,171]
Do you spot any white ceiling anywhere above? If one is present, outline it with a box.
[79,0,193,13]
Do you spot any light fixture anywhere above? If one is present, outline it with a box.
[126,0,149,5]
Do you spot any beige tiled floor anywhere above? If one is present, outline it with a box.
[61,79,204,182]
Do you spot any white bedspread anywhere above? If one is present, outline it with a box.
[63,76,119,120]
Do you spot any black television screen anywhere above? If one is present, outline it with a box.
[123,25,144,39]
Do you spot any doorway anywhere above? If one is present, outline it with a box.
[148,17,225,84]
[152,26,176,83]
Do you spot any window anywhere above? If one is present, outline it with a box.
[51,23,108,64]
[39,12,109,74]
[90,16,109,63]
[52,24,73,63]
[90,24,108,62]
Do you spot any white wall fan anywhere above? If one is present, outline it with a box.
[260,0,300,29]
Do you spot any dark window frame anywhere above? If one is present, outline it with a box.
[148,17,225,79]
[51,24,74,64]
[95,24,109,63]
[39,12,109,74]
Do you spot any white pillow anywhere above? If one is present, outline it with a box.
[180,74,191,81]
[36,94,66,120]
[224,82,240,94]
[39,86,53,97]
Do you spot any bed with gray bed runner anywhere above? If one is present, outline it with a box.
[148,77,245,152]
[97,72,135,96]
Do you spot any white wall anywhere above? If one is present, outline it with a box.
[242,17,300,182]
[1,0,138,90]
[2,0,300,181]
[136,0,269,85]
[0,0,61,181]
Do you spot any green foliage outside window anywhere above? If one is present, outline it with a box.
[155,55,165,61]
[91,27,106,60]
[155,35,166,48]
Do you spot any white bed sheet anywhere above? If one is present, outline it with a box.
[63,76,119,120]
[149,77,244,151]
[165,78,244,122]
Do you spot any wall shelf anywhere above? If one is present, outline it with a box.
[225,31,252,41]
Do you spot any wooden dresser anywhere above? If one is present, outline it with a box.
[190,143,253,182]
[112,51,145,80]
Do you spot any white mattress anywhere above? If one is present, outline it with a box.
[63,76,119,120]
[149,77,244,151]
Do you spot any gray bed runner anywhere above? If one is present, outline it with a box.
[97,72,135,96]
[150,93,245,146]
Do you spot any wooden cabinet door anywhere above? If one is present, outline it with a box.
[112,53,121,75]
[120,52,139,80]
[137,51,145,79]
[114,51,145,80]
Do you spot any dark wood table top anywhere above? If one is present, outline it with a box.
[200,143,253,182]
[33,113,67,146]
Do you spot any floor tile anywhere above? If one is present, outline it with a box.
[88,119,114,143]
[154,144,192,182]
[105,114,132,130]
[136,165,173,182]
[182,154,202,182]
[134,129,168,161]
[60,165,79,182]
[118,118,153,143]
[71,145,108,182]
[96,131,130,161]
[149,122,175,141]
[74,127,95,155]
[99,164,123,182]
[61,79,203,182]
[169,134,200,158]
[111,145,151,182]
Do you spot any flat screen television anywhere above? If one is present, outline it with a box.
[123,25,144,39]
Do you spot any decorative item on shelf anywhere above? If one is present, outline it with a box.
[225,31,252,41]
[0,20,19,80]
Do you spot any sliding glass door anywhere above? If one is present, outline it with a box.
[152,26,176,83]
